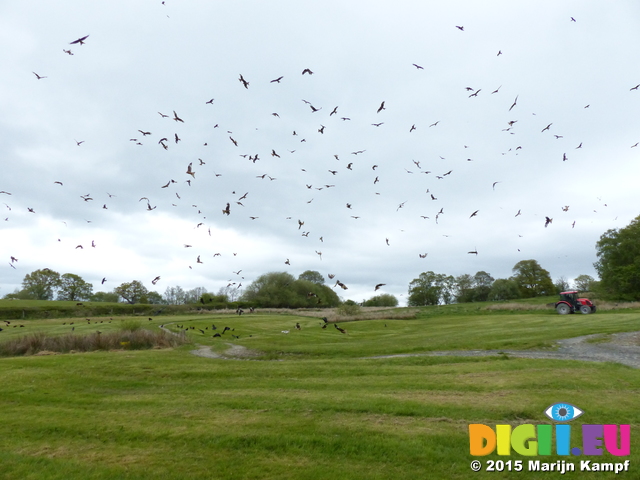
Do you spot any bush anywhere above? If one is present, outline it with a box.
[337,302,361,316]
[119,319,143,332]
[0,329,187,357]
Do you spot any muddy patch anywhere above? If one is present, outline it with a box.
[191,343,262,360]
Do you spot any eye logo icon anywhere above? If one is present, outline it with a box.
[544,403,583,422]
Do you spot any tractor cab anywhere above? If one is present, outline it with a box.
[555,291,596,315]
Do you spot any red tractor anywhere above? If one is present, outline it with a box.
[555,291,596,315]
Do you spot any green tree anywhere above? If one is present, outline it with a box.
[240,272,340,308]
[473,271,494,302]
[362,293,399,307]
[21,268,61,300]
[114,280,149,304]
[407,271,455,306]
[488,278,521,301]
[595,215,640,300]
[57,273,93,301]
[511,260,555,297]
[200,292,229,305]
[146,291,164,304]
[90,291,119,303]
[573,274,595,292]
[298,270,325,285]
[454,274,475,303]
[241,272,298,307]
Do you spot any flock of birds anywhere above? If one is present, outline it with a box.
[4,13,639,302]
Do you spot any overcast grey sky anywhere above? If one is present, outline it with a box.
[1,0,639,304]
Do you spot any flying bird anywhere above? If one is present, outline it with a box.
[374,283,385,291]
[172,111,184,122]
[509,95,518,111]
[270,76,283,83]
[32,72,47,79]
[412,63,424,69]
[69,35,89,45]
[301,68,314,75]
[377,101,385,113]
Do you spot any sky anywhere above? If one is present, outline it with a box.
[1,0,639,305]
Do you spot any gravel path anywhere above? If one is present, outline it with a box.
[365,331,640,368]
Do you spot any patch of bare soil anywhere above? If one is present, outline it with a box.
[190,343,262,360]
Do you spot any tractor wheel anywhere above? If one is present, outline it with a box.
[580,305,591,314]
[556,303,571,315]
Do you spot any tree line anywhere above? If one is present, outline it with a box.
[406,259,596,306]
[5,214,640,305]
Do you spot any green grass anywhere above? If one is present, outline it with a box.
[1,304,639,479]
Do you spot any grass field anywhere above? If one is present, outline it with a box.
[1,300,639,479]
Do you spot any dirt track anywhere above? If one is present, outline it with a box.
[364,331,640,368]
